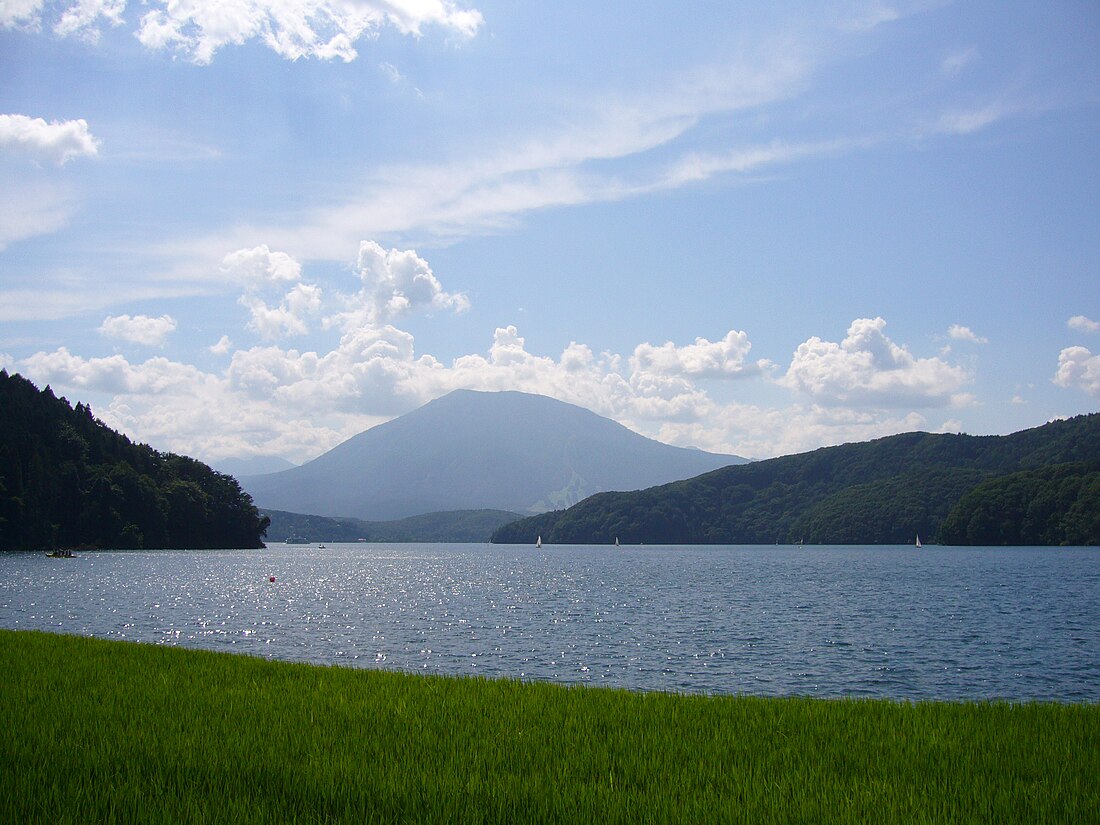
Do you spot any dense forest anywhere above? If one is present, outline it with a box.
[0,371,269,550]
[492,414,1100,546]
[263,508,523,543]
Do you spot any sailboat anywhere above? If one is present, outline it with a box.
[915,534,922,548]
[615,537,620,547]
[536,536,542,548]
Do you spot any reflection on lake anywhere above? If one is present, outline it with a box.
[2,543,1097,701]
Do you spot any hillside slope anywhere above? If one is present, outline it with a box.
[491,414,1100,546]
[242,390,745,520]
[0,371,269,550]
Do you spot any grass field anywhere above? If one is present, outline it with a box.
[2,629,1097,823]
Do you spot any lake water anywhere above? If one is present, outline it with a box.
[2,543,1097,702]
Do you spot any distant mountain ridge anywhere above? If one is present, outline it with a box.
[262,508,523,544]
[215,456,297,478]
[241,390,746,520]
[491,413,1100,546]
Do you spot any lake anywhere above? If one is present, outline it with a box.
[2,543,1097,702]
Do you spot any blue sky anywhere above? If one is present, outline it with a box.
[1,0,1098,466]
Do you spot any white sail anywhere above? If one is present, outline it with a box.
[915,534,922,548]
[536,536,542,548]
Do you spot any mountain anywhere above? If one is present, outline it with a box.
[214,456,297,477]
[241,390,745,520]
[0,371,269,550]
[262,508,524,543]
[491,413,1100,546]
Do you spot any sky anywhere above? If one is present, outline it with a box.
[1,0,1098,468]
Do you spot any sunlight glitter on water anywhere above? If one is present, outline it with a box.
[2,543,1098,701]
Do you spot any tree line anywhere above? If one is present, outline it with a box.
[0,371,269,550]
[492,415,1100,546]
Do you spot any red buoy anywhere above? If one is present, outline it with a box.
[269,576,276,583]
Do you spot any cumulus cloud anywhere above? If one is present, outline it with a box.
[54,0,124,40]
[1068,315,1100,334]
[98,313,178,347]
[328,241,469,329]
[5,1,482,61]
[947,324,988,344]
[221,244,302,287]
[631,330,766,380]
[0,114,99,165]
[241,282,323,340]
[133,0,483,64]
[1053,346,1100,396]
[780,317,971,407]
[19,347,206,395]
[16,314,981,465]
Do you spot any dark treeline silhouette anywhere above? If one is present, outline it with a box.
[0,371,269,550]
[493,414,1100,546]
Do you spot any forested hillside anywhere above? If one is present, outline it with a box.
[263,508,523,543]
[492,414,1100,546]
[0,371,269,550]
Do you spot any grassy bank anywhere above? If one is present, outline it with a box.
[2,630,1097,823]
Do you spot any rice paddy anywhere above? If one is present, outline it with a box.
[2,629,1097,823]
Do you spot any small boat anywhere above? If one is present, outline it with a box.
[46,549,75,558]
[915,534,922,548]
[535,536,542,548]
[615,537,620,547]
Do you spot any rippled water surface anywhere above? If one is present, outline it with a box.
[2,543,1097,701]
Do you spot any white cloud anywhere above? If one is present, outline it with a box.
[1053,346,1100,396]
[0,183,76,250]
[631,330,766,380]
[209,335,233,355]
[241,282,322,340]
[1068,315,1100,334]
[4,1,482,61]
[379,62,404,84]
[936,102,1008,136]
[0,0,43,29]
[327,241,469,329]
[653,403,931,461]
[98,314,178,347]
[133,0,483,64]
[940,47,979,77]
[221,245,322,339]
[780,317,972,407]
[17,312,985,465]
[0,114,99,165]
[221,244,302,287]
[947,324,988,344]
[53,0,124,40]
[19,347,206,395]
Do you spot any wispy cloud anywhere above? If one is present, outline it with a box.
[940,47,979,77]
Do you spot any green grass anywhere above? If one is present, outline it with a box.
[2,630,1097,823]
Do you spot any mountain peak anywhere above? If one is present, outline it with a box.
[241,390,745,520]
